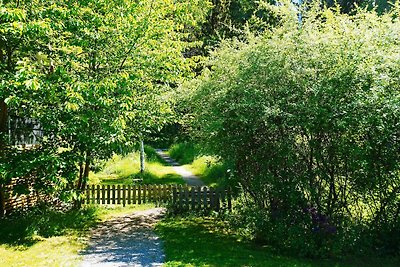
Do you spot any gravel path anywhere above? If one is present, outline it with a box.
[155,149,205,187]
[80,208,166,267]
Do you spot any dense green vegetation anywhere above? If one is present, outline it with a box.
[182,2,400,258]
[156,216,400,267]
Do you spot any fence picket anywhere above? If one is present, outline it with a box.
[138,185,141,204]
[91,185,95,204]
[143,185,147,203]
[96,185,100,204]
[122,185,126,207]
[172,185,177,205]
[133,185,137,204]
[191,187,196,210]
[127,185,131,205]
[112,185,116,204]
[107,185,111,204]
[101,185,105,204]
[203,186,208,209]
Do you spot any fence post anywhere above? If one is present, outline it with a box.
[122,185,126,207]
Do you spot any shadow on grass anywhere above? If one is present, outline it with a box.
[0,205,99,248]
[155,217,400,267]
[137,172,185,185]
[99,172,185,185]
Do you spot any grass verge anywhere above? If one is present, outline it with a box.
[156,216,400,267]
[0,204,155,267]
[168,143,228,187]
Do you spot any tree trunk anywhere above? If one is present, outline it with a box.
[140,139,145,173]
[0,184,5,217]
[81,156,91,191]
[77,160,84,191]
[0,99,8,151]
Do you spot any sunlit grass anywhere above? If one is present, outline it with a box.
[0,204,155,267]
[0,236,84,267]
[156,217,400,267]
[183,155,228,187]
[89,147,184,185]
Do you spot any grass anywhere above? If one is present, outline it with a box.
[169,142,199,165]
[183,156,228,187]
[168,143,229,187]
[156,216,400,267]
[89,146,185,185]
[0,204,155,267]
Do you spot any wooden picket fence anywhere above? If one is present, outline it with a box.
[82,184,232,211]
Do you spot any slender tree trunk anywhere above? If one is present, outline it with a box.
[0,100,7,217]
[0,99,7,151]
[76,160,84,191]
[81,156,91,191]
[0,184,5,217]
[140,139,145,173]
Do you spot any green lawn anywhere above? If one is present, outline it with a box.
[0,204,154,267]
[156,217,400,267]
[89,148,185,185]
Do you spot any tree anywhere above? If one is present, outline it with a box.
[185,2,400,256]
[0,0,210,209]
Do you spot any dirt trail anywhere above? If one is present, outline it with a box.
[80,208,165,267]
[155,149,205,186]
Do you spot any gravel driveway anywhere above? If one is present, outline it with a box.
[80,208,166,267]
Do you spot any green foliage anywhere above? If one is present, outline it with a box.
[0,0,211,201]
[169,142,199,165]
[185,3,400,256]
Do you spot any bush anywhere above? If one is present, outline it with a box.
[186,3,400,257]
[168,142,199,165]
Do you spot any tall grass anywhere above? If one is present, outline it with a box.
[168,143,229,187]
[89,146,184,185]
[168,142,199,165]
